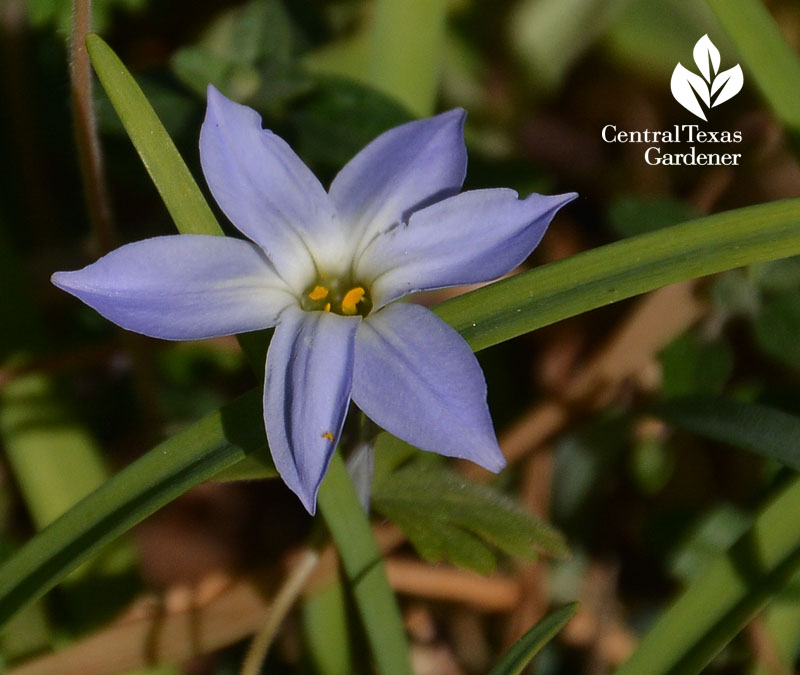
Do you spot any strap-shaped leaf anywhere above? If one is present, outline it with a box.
[616,474,800,675]
[0,390,271,625]
[437,197,800,352]
[488,603,578,675]
[86,34,223,237]
[706,0,800,132]
[657,397,800,469]
[618,403,800,673]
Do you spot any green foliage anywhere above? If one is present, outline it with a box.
[170,0,313,112]
[302,581,354,675]
[0,389,271,626]
[658,397,800,471]
[706,0,800,133]
[318,454,412,675]
[608,195,698,239]
[754,293,800,372]
[616,474,800,675]
[668,504,751,582]
[86,34,223,238]
[373,460,569,574]
[292,76,414,168]
[605,0,734,78]
[25,0,147,34]
[487,603,579,675]
[659,333,733,399]
[436,197,800,353]
[510,0,629,92]
[629,436,675,496]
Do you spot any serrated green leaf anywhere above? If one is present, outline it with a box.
[390,510,497,575]
[657,396,800,470]
[373,462,569,572]
[488,603,579,675]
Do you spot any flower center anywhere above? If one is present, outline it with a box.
[301,278,373,317]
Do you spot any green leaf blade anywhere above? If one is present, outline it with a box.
[86,34,223,237]
[616,475,800,675]
[0,390,272,626]
[657,397,800,470]
[437,198,800,352]
[488,603,579,675]
[706,0,800,132]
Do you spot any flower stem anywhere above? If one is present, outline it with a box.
[70,0,115,254]
[318,452,412,675]
[239,547,322,675]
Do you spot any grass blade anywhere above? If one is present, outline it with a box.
[366,0,446,116]
[705,0,800,133]
[0,390,271,626]
[437,197,800,352]
[85,34,222,236]
[488,603,578,675]
[318,454,412,674]
[657,397,800,469]
[616,474,800,675]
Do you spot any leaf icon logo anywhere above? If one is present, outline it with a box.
[671,34,743,121]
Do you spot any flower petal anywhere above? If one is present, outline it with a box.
[200,86,343,289]
[357,189,576,308]
[52,235,294,340]
[264,306,360,513]
[351,302,505,472]
[329,109,468,258]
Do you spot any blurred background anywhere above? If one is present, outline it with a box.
[1,0,800,673]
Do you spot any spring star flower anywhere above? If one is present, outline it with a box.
[53,86,575,513]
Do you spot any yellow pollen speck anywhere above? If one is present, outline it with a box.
[309,285,329,300]
[341,287,366,315]
[324,302,331,312]
[322,432,334,441]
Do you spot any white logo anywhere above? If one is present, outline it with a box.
[671,35,743,121]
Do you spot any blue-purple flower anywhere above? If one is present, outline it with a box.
[52,86,575,513]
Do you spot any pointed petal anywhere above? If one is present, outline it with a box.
[52,235,294,340]
[200,86,343,289]
[357,189,576,308]
[264,307,359,513]
[329,109,468,257]
[351,303,505,472]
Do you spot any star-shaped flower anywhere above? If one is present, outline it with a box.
[53,86,575,513]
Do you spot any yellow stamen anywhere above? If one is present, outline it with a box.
[309,285,329,300]
[324,302,331,312]
[341,287,366,316]
[322,432,334,442]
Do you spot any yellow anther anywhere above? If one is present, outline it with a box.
[324,302,331,312]
[322,432,334,442]
[309,285,329,300]
[341,287,366,316]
